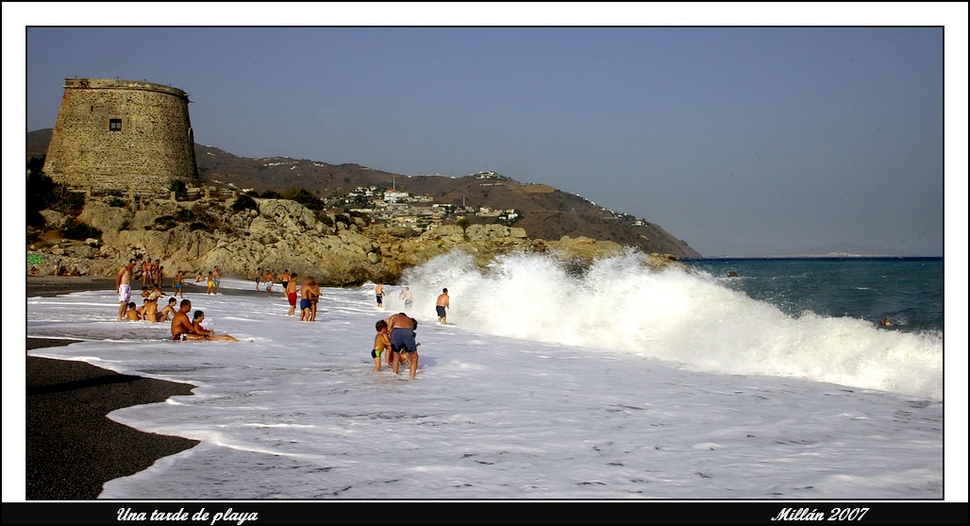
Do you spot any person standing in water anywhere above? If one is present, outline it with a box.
[300,276,319,321]
[172,270,185,298]
[285,273,299,316]
[375,282,385,309]
[116,259,135,321]
[265,270,275,296]
[436,288,450,325]
[399,286,413,309]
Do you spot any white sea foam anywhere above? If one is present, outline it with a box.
[401,252,943,400]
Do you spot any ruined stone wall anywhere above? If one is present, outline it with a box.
[43,78,198,195]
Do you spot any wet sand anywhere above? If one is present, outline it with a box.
[25,276,200,499]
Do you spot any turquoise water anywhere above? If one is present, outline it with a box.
[685,258,944,335]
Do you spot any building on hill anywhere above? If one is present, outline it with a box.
[43,78,198,196]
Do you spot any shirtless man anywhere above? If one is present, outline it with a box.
[141,258,152,287]
[172,299,203,340]
[285,273,299,316]
[265,270,275,296]
[116,259,136,320]
[375,282,385,309]
[436,288,450,325]
[387,312,419,378]
[172,270,185,298]
[151,259,161,287]
[171,299,236,341]
[155,265,165,289]
[300,276,317,321]
[280,270,291,292]
[309,278,321,321]
[159,297,178,321]
[399,286,413,309]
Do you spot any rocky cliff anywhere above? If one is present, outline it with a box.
[29,195,686,284]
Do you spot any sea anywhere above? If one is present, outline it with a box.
[20,251,959,506]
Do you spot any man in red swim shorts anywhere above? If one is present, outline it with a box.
[286,273,299,316]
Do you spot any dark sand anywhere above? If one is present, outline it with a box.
[25,276,200,499]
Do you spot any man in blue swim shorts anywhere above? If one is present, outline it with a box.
[436,288,450,325]
[387,312,419,378]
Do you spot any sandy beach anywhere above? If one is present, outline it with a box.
[26,276,199,500]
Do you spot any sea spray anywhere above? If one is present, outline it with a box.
[401,251,943,400]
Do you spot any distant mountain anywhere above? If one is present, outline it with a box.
[27,129,701,258]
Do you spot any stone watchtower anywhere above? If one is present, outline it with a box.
[43,78,198,195]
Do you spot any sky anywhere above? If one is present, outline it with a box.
[6,4,968,257]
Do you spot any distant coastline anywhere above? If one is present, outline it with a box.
[687,254,941,261]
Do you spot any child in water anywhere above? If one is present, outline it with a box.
[372,319,391,372]
[192,310,239,341]
[124,302,141,321]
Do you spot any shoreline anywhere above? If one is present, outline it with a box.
[25,276,200,500]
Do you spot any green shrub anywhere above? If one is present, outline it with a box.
[169,179,188,200]
[174,208,195,222]
[154,215,176,230]
[282,187,324,210]
[232,193,259,213]
[62,218,102,240]
[56,191,86,216]
[27,170,59,227]
[107,196,126,207]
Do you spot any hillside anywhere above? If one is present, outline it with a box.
[28,129,701,258]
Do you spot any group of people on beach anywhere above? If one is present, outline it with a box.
[372,283,448,323]
[116,259,237,341]
[115,259,458,377]
[139,257,167,289]
[253,268,325,322]
[123,285,178,323]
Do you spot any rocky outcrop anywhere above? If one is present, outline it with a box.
[27,195,685,285]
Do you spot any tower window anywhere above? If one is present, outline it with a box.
[109,119,122,131]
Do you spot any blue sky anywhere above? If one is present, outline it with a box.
[8,4,967,257]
